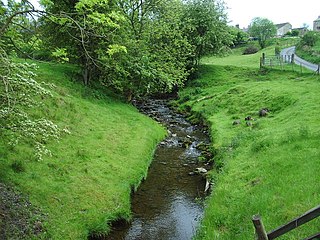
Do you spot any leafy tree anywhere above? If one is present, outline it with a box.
[181,0,231,66]
[248,17,276,49]
[300,31,320,47]
[6,0,231,102]
[0,0,67,159]
[229,26,248,47]
[291,29,300,37]
[101,0,192,100]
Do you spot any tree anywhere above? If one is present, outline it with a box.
[300,31,320,47]
[229,26,248,47]
[248,17,276,49]
[41,0,126,85]
[0,0,67,160]
[99,0,192,101]
[181,0,231,66]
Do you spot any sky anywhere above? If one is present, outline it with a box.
[223,0,320,29]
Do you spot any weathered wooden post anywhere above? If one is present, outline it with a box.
[252,215,268,240]
[262,53,265,66]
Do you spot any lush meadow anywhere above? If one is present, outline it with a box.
[176,47,320,239]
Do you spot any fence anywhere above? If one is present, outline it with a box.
[260,53,320,75]
[252,205,320,240]
[260,53,292,69]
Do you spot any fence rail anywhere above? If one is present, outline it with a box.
[252,205,320,240]
[260,53,320,75]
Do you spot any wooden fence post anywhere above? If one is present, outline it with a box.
[262,53,265,65]
[291,54,295,64]
[252,215,268,240]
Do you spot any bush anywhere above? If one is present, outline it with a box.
[243,45,259,55]
[300,31,320,47]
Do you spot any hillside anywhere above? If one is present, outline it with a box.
[296,31,320,64]
[0,61,166,239]
[175,54,320,239]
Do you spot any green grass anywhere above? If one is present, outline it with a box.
[296,39,320,64]
[0,61,166,239]
[202,38,299,69]
[176,64,320,239]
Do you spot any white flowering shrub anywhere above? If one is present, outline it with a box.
[0,48,69,160]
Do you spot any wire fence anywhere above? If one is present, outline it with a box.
[260,53,320,75]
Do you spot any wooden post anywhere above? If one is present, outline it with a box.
[291,54,295,64]
[262,53,265,65]
[252,215,268,240]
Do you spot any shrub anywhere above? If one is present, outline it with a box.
[300,31,320,47]
[243,45,259,55]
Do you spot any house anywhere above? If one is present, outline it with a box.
[313,16,320,32]
[276,22,292,36]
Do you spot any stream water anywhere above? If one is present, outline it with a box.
[106,99,211,240]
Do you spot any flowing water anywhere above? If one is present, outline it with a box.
[106,99,211,240]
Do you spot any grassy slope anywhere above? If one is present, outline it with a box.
[0,61,166,239]
[176,50,320,238]
[296,38,320,64]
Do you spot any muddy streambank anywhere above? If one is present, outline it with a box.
[104,99,212,240]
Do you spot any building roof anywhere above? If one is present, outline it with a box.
[314,16,320,22]
[276,22,291,29]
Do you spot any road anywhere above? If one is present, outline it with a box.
[281,46,319,72]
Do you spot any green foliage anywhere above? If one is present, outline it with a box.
[296,31,320,64]
[299,31,320,47]
[0,50,68,160]
[229,26,249,47]
[42,0,231,99]
[285,29,300,37]
[243,45,259,55]
[96,0,193,100]
[52,48,69,62]
[181,0,231,65]
[248,17,277,49]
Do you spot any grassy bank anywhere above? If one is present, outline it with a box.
[296,39,320,64]
[0,61,166,239]
[176,63,320,239]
